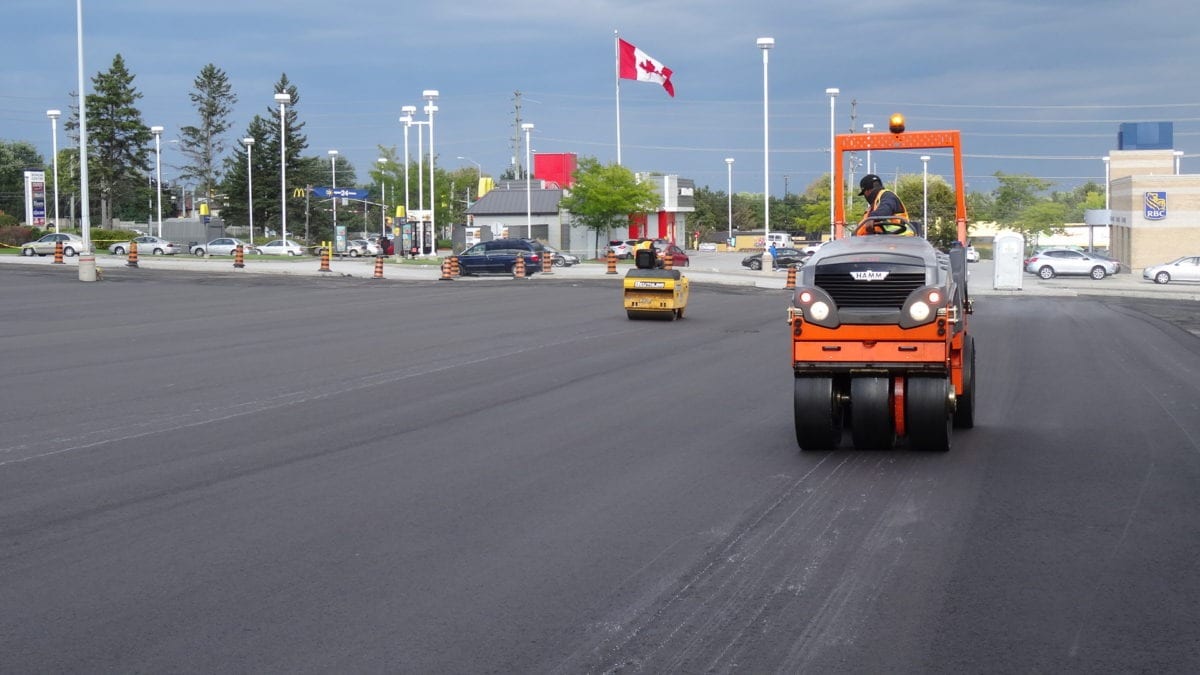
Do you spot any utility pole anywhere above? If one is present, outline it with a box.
[511,90,523,179]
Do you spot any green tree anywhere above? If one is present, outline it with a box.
[1015,200,1069,247]
[894,173,962,247]
[559,157,659,257]
[991,172,1051,225]
[220,115,273,239]
[178,64,238,201]
[262,74,307,237]
[0,140,42,219]
[66,54,153,228]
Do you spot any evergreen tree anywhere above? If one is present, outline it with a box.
[178,64,237,201]
[65,54,153,228]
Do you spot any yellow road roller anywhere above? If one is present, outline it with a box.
[623,248,689,320]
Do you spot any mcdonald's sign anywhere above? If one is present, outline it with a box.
[292,187,307,198]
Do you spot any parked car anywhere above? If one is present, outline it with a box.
[542,244,579,267]
[1024,247,1119,280]
[257,239,307,256]
[190,237,258,256]
[350,238,380,256]
[741,247,808,271]
[457,239,543,276]
[20,232,84,257]
[608,239,638,259]
[108,235,181,256]
[966,245,980,263]
[1143,255,1200,285]
[652,242,689,268]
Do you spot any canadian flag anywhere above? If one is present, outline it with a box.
[618,38,675,97]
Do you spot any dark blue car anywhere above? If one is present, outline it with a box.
[457,239,543,276]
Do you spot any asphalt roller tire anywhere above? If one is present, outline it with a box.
[905,376,952,452]
[953,334,976,429]
[850,376,895,450]
[794,376,842,450]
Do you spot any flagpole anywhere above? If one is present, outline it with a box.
[614,29,622,166]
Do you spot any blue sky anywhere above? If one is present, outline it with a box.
[3,0,1197,197]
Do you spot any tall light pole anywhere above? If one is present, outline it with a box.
[1103,155,1111,210]
[400,105,416,238]
[424,89,439,256]
[758,37,774,271]
[920,155,930,240]
[75,0,94,278]
[151,125,164,238]
[243,137,255,244]
[725,157,735,245]
[46,109,60,233]
[414,109,426,255]
[1174,150,1183,175]
[328,149,339,243]
[826,87,839,240]
[378,157,388,239]
[274,92,291,244]
[862,122,874,175]
[523,122,535,237]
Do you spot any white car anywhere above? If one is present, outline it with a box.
[257,239,307,256]
[108,235,182,256]
[1143,256,1200,285]
[20,232,84,257]
[966,245,980,263]
[191,238,258,256]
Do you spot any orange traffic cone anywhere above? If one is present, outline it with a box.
[606,250,617,274]
[126,241,139,268]
[319,247,331,272]
[785,265,797,289]
[514,255,526,279]
[53,240,65,264]
[439,257,454,281]
[234,244,246,269]
[373,255,385,279]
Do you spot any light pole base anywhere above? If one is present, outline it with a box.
[77,254,98,282]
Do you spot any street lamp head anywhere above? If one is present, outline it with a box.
[328,149,338,156]
[47,109,61,120]
[1102,155,1110,162]
[150,125,164,136]
[378,157,387,164]
[401,104,417,115]
[423,89,439,100]
[826,87,840,96]
[243,137,255,147]
[725,157,735,165]
[920,155,931,162]
[424,104,438,114]
[756,37,774,49]
[863,122,874,131]
[274,92,291,104]
[522,123,534,131]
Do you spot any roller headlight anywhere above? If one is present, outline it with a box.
[908,301,931,323]
[810,301,830,321]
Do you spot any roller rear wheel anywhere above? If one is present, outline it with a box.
[954,335,976,429]
[850,377,894,450]
[906,377,951,452]
[794,377,842,450]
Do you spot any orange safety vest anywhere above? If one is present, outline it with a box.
[856,189,912,236]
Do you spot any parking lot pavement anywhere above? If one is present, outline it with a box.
[4,252,1200,301]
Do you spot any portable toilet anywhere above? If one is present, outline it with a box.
[993,231,1024,290]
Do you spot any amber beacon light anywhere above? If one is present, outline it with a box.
[889,113,906,134]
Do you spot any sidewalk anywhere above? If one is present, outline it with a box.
[4,252,1199,301]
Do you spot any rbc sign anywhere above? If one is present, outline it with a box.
[1144,191,1167,221]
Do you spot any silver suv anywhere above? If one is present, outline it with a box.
[1024,247,1119,280]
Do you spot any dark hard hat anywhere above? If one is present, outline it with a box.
[859,174,882,195]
